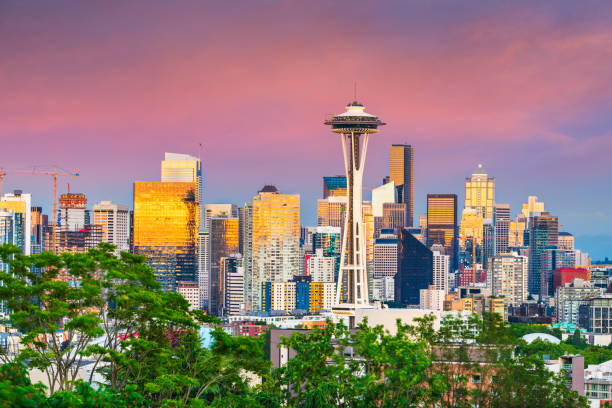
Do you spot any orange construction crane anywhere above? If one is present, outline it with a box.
[0,167,79,252]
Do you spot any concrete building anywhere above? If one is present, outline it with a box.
[420,285,445,311]
[493,204,510,255]
[432,248,450,293]
[177,281,200,310]
[58,192,87,232]
[306,249,335,283]
[555,279,601,325]
[488,253,528,307]
[372,276,395,302]
[198,229,210,310]
[222,255,245,316]
[92,201,129,253]
[558,232,575,250]
[374,230,398,279]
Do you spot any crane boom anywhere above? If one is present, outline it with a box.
[0,167,79,253]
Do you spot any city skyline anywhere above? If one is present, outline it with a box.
[2,1,612,258]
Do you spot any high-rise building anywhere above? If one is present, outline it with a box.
[464,164,495,220]
[92,201,129,254]
[528,211,558,297]
[209,217,239,315]
[372,276,395,302]
[312,226,341,280]
[204,204,238,229]
[325,101,385,325]
[30,206,48,255]
[238,203,253,310]
[373,229,398,279]
[432,249,450,293]
[509,214,527,248]
[459,208,483,250]
[395,229,433,305]
[482,220,495,270]
[57,224,102,255]
[58,193,87,232]
[541,247,576,297]
[420,285,445,311]
[558,232,575,250]
[371,181,395,219]
[0,191,32,255]
[488,254,528,307]
[382,203,406,232]
[161,152,203,223]
[522,196,545,218]
[306,249,335,283]
[323,176,347,198]
[553,267,589,294]
[0,210,23,269]
[177,281,200,310]
[389,144,414,227]
[198,229,210,309]
[221,255,244,316]
[132,181,199,292]
[250,186,300,311]
[494,204,510,255]
[317,196,346,230]
[427,194,457,272]
[556,279,601,324]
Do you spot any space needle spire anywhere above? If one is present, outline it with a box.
[325,100,385,327]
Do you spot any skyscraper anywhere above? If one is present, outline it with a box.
[250,185,300,311]
[528,211,558,297]
[204,204,238,229]
[221,255,244,316]
[132,181,199,292]
[373,229,398,279]
[432,248,450,293]
[494,204,510,255]
[198,228,210,309]
[58,193,87,232]
[389,144,414,227]
[426,194,457,272]
[161,152,203,222]
[317,196,346,230]
[325,101,384,325]
[209,217,239,315]
[464,164,495,219]
[312,226,341,281]
[395,229,433,305]
[323,176,347,198]
[92,200,129,253]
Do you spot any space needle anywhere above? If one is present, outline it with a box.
[325,100,385,327]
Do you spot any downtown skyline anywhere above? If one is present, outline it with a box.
[2,1,612,258]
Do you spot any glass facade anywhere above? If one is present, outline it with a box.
[464,165,495,220]
[389,144,414,227]
[209,218,239,315]
[132,182,199,292]
[395,229,433,305]
[528,212,558,297]
[426,194,458,271]
[251,189,300,311]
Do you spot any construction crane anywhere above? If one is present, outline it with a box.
[0,167,79,252]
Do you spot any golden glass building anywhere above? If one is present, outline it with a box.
[464,164,495,220]
[132,181,200,291]
[427,194,458,271]
[389,144,414,227]
[209,217,239,316]
[459,208,484,249]
[250,185,300,311]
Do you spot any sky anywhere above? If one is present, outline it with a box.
[1,1,612,259]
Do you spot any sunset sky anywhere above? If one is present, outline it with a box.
[2,1,611,258]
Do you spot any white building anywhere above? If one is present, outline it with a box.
[432,249,450,293]
[372,276,395,302]
[420,285,445,311]
[372,181,396,218]
[177,281,200,310]
[575,249,590,267]
[264,282,297,313]
[307,249,335,282]
[92,201,129,253]
[556,279,602,324]
[198,229,210,309]
[488,253,528,306]
[224,260,245,316]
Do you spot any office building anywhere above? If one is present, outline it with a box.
[306,249,335,282]
[161,152,203,224]
[323,176,347,198]
[396,229,433,305]
[432,248,450,293]
[420,285,445,311]
[58,192,87,233]
[575,250,590,267]
[0,210,23,273]
[494,204,510,255]
[509,214,527,248]
[239,203,253,310]
[316,196,346,230]
[209,217,239,315]
[583,296,612,334]
[372,276,395,302]
[372,181,396,219]
[251,186,300,311]
[488,254,528,307]
[132,181,199,292]
[204,204,238,229]
[528,211,558,297]
[541,247,576,297]
[553,267,589,293]
[555,279,601,324]
[198,229,210,309]
[522,196,545,218]
[482,220,495,270]
[222,255,244,316]
[177,281,200,310]
[459,208,483,251]
[464,164,495,220]
[312,226,341,280]
[389,144,414,227]
[57,224,102,255]
[373,229,398,279]
[92,201,129,254]
[0,191,32,255]
[30,206,49,255]
[558,232,575,250]
[426,194,457,271]
[382,202,406,232]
